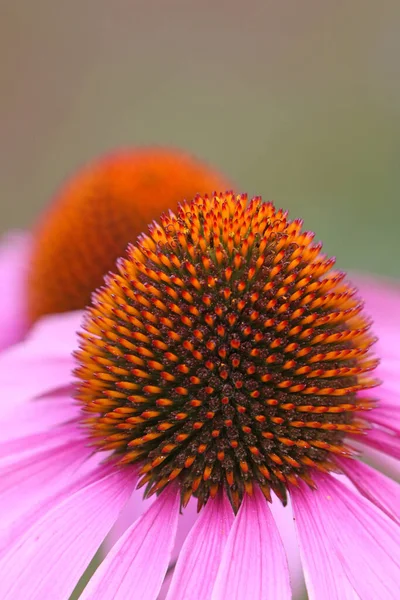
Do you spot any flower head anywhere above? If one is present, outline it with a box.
[27,148,230,323]
[0,193,399,600]
[76,193,379,510]
[0,147,229,350]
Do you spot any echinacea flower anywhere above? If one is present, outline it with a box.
[0,147,229,351]
[0,193,399,600]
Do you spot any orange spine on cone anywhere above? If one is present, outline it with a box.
[27,148,231,322]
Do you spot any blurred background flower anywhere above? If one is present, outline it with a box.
[0,148,230,350]
[1,0,399,280]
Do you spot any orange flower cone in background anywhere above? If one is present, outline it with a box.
[0,148,231,350]
[27,147,231,323]
[0,146,231,350]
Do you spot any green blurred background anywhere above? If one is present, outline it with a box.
[1,0,399,278]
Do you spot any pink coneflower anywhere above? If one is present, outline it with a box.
[0,147,230,351]
[0,193,399,600]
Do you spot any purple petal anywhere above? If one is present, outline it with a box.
[0,465,135,600]
[166,493,234,600]
[80,486,179,600]
[291,472,400,599]
[212,487,291,600]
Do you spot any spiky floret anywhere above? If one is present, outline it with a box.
[75,192,379,511]
[27,148,229,323]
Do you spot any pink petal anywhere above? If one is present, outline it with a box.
[0,355,74,410]
[354,276,400,417]
[290,481,360,600]
[0,422,80,460]
[0,395,78,443]
[376,355,400,379]
[166,493,234,600]
[170,496,198,564]
[0,232,30,351]
[26,310,84,356]
[155,498,199,600]
[362,383,399,411]
[212,487,291,600]
[0,437,91,528]
[352,441,400,481]
[0,465,135,600]
[354,276,400,330]
[359,427,400,460]
[80,486,180,600]
[291,472,400,600]
[0,455,105,558]
[0,311,83,413]
[363,407,400,435]
[374,352,400,412]
[158,569,174,600]
[336,457,400,524]
[269,495,306,598]
[104,484,155,549]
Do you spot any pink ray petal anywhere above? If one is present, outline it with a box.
[0,421,81,460]
[291,472,400,600]
[212,487,291,600]
[359,427,400,460]
[166,493,234,600]
[0,437,93,528]
[352,440,400,481]
[0,310,83,411]
[354,276,400,330]
[374,360,400,412]
[290,481,361,600]
[0,232,30,351]
[0,356,74,409]
[269,494,306,598]
[363,407,400,435]
[142,497,199,600]
[0,455,107,558]
[0,396,78,443]
[0,310,81,370]
[336,457,400,524]
[26,310,84,356]
[158,569,174,600]
[0,465,136,600]
[362,383,398,411]
[170,496,198,564]
[104,484,155,548]
[376,356,400,380]
[80,485,180,600]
